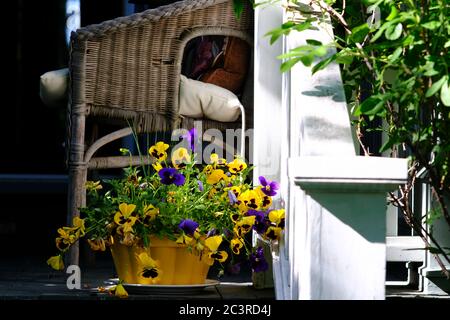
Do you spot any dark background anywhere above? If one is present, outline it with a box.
[0,0,125,261]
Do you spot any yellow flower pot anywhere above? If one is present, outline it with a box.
[110,237,210,285]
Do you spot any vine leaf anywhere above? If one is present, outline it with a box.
[425,75,447,98]
[385,23,403,40]
[441,79,450,107]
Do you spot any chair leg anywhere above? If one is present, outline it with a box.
[67,111,87,267]
[67,166,87,267]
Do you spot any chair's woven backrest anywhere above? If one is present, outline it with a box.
[69,0,253,133]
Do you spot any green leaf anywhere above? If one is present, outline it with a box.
[386,6,398,21]
[313,46,328,57]
[292,2,313,13]
[300,54,314,66]
[380,135,399,153]
[385,23,403,40]
[350,23,370,43]
[280,58,302,73]
[425,75,447,97]
[445,40,450,48]
[335,49,354,64]
[388,47,402,63]
[306,39,322,46]
[441,79,450,107]
[358,96,385,116]
[422,21,441,30]
[311,54,336,74]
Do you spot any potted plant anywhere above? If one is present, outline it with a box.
[47,129,285,297]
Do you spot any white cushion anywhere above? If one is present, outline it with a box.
[179,74,241,122]
[39,68,69,108]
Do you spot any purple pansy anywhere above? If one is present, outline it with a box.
[206,228,218,237]
[227,190,238,205]
[178,219,199,236]
[182,128,198,151]
[258,176,280,197]
[158,168,185,186]
[246,210,268,234]
[250,247,269,273]
[197,180,204,192]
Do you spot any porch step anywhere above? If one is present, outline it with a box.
[386,236,426,262]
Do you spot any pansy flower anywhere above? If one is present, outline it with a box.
[258,176,280,197]
[230,238,244,255]
[206,169,228,185]
[178,219,199,236]
[158,168,185,186]
[171,147,191,169]
[210,153,227,167]
[114,203,138,233]
[227,158,247,174]
[250,247,269,272]
[227,189,238,205]
[182,128,198,151]
[238,190,261,213]
[204,235,228,265]
[234,215,256,237]
[152,161,164,172]
[109,282,128,298]
[149,141,169,161]
[197,180,204,192]
[87,238,106,251]
[246,209,269,234]
[85,180,102,192]
[265,226,283,240]
[269,209,285,228]
[255,187,272,210]
[142,204,159,225]
[138,252,161,284]
[47,255,64,271]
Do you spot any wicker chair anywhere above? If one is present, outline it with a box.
[66,0,254,264]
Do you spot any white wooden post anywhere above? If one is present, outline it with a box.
[253,1,409,299]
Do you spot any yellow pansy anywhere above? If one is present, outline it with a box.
[227,158,247,174]
[114,203,138,233]
[171,147,191,169]
[269,209,285,227]
[203,164,214,175]
[205,235,223,252]
[231,238,244,255]
[230,212,241,223]
[138,252,161,283]
[119,230,136,246]
[47,255,64,271]
[72,216,86,237]
[109,283,128,298]
[235,215,256,236]
[85,180,102,192]
[149,141,169,161]
[152,161,163,172]
[204,235,228,265]
[255,187,272,210]
[238,190,261,213]
[210,153,227,167]
[206,169,228,185]
[176,234,194,245]
[265,226,282,240]
[207,250,228,265]
[87,238,106,251]
[142,204,159,225]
